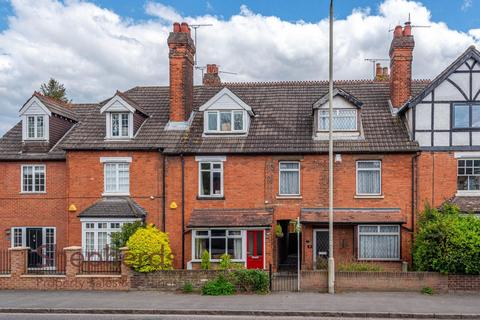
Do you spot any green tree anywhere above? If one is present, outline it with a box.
[110,221,145,250]
[40,78,69,102]
[414,203,480,274]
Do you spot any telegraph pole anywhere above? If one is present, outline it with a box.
[327,0,335,295]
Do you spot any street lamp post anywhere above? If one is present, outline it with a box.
[327,0,335,294]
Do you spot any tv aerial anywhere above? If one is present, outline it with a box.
[190,24,213,67]
[364,58,389,78]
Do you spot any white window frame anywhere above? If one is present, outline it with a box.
[456,158,480,193]
[198,161,224,198]
[357,225,400,261]
[318,109,358,131]
[81,218,138,261]
[105,112,133,140]
[278,161,301,196]
[100,157,132,196]
[20,164,46,194]
[10,227,56,269]
[23,115,48,141]
[204,110,247,134]
[356,160,382,196]
[191,229,246,263]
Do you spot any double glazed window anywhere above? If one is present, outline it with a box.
[279,162,300,195]
[21,165,46,193]
[356,160,381,195]
[457,159,480,191]
[193,229,243,260]
[82,221,126,259]
[453,104,480,128]
[111,113,130,138]
[206,110,245,133]
[199,162,223,197]
[104,163,130,194]
[26,115,45,139]
[319,109,357,131]
[358,225,400,260]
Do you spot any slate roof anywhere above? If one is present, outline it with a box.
[445,196,480,214]
[78,197,147,218]
[0,80,429,160]
[188,208,273,228]
[300,208,405,224]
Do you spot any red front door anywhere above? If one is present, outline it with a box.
[247,230,264,269]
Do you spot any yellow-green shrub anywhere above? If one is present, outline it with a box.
[126,224,173,272]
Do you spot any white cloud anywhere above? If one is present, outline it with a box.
[0,0,478,135]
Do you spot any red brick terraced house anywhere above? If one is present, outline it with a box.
[1,21,478,272]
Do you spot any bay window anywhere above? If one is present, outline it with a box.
[457,159,480,191]
[199,161,223,197]
[81,221,130,260]
[193,229,244,261]
[319,109,357,131]
[356,160,381,195]
[358,225,400,260]
[279,161,300,195]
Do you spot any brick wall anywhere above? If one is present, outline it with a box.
[417,152,457,210]
[131,270,222,291]
[0,247,129,291]
[0,161,68,249]
[66,151,163,246]
[165,153,414,269]
[448,274,480,292]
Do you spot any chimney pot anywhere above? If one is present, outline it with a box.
[180,22,190,34]
[403,22,412,36]
[394,25,403,38]
[383,67,389,77]
[375,63,382,78]
[173,22,181,32]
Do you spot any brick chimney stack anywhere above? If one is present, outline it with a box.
[375,63,390,81]
[389,22,414,108]
[203,64,221,86]
[167,22,196,123]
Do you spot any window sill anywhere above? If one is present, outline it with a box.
[102,193,130,197]
[276,195,302,200]
[197,196,225,200]
[455,191,480,197]
[354,194,384,199]
[19,191,46,195]
[357,258,401,262]
[191,259,245,263]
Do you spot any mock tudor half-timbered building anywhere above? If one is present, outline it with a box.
[0,20,478,272]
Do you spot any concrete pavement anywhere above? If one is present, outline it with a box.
[0,291,478,318]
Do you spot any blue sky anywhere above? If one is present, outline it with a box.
[1,0,478,32]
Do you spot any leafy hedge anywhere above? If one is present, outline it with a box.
[126,224,173,272]
[202,274,236,295]
[414,204,480,275]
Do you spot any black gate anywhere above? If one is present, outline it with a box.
[270,264,299,292]
[27,228,43,268]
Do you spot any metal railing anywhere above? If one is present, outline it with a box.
[270,264,299,292]
[0,249,11,274]
[80,248,121,274]
[27,245,66,275]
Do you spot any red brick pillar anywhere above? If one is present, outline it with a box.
[64,246,82,277]
[8,247,28,277]
[120,247,130,277]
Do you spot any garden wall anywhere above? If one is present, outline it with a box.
[131,270,223,291]
[301,271,480,293]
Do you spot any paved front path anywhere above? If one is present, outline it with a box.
[0,291,478,316]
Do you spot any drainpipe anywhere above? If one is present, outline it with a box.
[162,155,166,232]
[181,154,185,269]
[411,151,420,268]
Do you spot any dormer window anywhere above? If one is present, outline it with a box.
[206,110,245,133]
[313,88,363,140]
[199,88,254,136]
[100,92,148,141]
[26,115,46,139]
[318,109,357,131]
[111,113,130,138]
